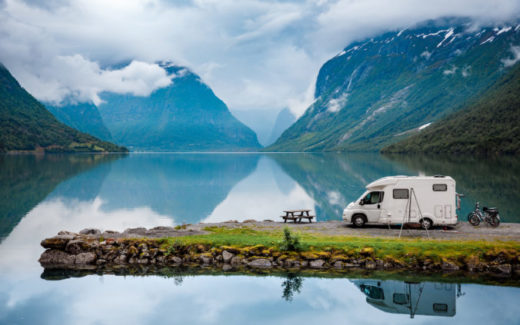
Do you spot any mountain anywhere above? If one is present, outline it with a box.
[97,64,261,151]
[268,108,296,146]
[0,64,127,153]
[233,109,279,146]
[382,61,520,154]
[46,102,112,141]
[269,18,520,152]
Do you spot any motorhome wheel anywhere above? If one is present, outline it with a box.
[420,218,433,230]
[352,215,366,228]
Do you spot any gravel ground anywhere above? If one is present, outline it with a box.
[78,221,520,242]
[188,220,520,242]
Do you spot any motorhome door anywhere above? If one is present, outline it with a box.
[360,191,384,222]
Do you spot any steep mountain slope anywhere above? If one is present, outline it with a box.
[233,109,279,146]
[268,108,296,145]
[0,64,126,153]
[98,64,261,151]
[46,102,112,141]
[269,18,520,152]
[382,62,520,154]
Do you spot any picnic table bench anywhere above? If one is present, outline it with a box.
[281,209,315,223]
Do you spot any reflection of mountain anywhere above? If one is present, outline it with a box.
[352,279,457,317]
[383,154,520,222]
[97,154,260,224]
[269,153,412,220]
[0,154,123,241]
[47,156,117,202]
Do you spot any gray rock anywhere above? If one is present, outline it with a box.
[222,264,233,271]
[40,235,75,249]
[310,259,325,269]
[75,252,96,265]
[231,256,242,266]
[365,260,377,270]
[123,227,147,236]
[57,231,78,236]
[114,255,127,264]
[334,261,343,269]
[494,264,512,274]
[137,258,149,264]
[200,255,213,265]
[96,259,107,265]
[248,258,272,269]
[79,228,101,236]
[65,239,86,255]
[222,250,234,263]
[169,256,182,265]
[39,249,76,265]
[442,261,460,271]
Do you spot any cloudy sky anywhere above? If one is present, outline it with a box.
[1,0,519,116]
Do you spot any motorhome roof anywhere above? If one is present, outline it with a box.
[366,176,454,189]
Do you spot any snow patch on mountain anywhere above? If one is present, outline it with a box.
[437,28,454,47]
[481,36,495,45]
[497,26,512,35]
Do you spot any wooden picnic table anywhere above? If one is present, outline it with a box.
[281,209,315,223]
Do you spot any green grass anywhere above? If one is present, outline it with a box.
[159,226,520,262]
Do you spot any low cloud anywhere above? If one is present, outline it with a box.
[502,45,520,67]
[1,0,519,112]
[23,55,172,105]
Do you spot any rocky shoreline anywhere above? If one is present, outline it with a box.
[39,227,520,278]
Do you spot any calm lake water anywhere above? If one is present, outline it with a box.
[1,153,520,324]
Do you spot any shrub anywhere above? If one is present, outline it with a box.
[279,227,301,252]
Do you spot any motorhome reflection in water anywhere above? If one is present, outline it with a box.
[351,279,457,318]
[342,176,458,229]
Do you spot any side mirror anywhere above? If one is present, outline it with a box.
[359,200,365,206]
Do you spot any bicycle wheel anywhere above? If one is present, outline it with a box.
[468,213,480,226]
[488,215,500,228]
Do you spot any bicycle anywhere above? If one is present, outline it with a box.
[467,201,500,227]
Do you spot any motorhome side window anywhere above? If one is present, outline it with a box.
[432,184,448,191]
[362,191,384,204]
[393,189,409,199]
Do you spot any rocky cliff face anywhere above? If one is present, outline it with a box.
[270,18,520,152]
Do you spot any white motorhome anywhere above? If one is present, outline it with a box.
[342,175,458,229]
[351,279,457,318]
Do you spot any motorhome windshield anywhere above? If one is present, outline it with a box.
[361,191,384,205]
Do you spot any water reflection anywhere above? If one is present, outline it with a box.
[352,279,457,318]
[0,154,123,241]
[281,273,304,302]
[1,152,519,243]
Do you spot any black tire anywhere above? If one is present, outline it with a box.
[352,215,366,228]
[468,213,480,226]
[420,218,433,230]
[488,215,500,228]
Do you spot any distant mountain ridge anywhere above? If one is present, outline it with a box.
[94,63,261,151]
[269,18,520,152]
[46,101,113,141]
[0,64,126,153]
